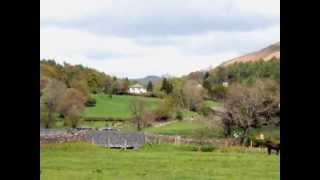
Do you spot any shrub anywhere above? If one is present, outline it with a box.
[153,98,173,121]
[200,145,216,152]
[176,111,183,121]
[191,145,216,152]
[199,104,211,116]
[85,96,96,107]
[83,117,127,122]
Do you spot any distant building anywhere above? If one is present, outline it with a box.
[222,82,229,87]
[128,84,147,94]
[196,83,203,89]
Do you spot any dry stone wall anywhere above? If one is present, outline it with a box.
[40,129,239,148]
[40,129,87,144]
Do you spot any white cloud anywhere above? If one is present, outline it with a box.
[40,0,113,21]
[40,0,280,78]
[41,26,238,78]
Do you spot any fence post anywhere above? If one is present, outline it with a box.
[144,133,148,143]
[124,139,127,150]
[176,136,181,145]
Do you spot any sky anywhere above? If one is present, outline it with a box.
[40,0,280,79]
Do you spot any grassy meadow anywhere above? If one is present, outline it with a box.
[40,142,279,180]
[145,120,208,137]
[84,94,161,119]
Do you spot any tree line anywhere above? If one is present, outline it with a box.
[41,58,280,142]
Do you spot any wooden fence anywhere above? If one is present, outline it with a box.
[144,133,239,147]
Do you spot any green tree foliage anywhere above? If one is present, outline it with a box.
[120,78,130,94]
[153,97,174,121]
[129,97,146,131]
[204,58,280,89]
[210,85,227,100]
[40,60,113,94]
[147,81,153,92]
[160,78,173,95]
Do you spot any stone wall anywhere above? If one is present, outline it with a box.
[40,129,87,144]
[40,129,145,148]
[40,129,239,148]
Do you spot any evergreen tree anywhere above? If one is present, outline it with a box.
[147,81,153,92]
[160,78,168,92]
[161,78,173,94]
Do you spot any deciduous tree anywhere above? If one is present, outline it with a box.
[224,79,279,144]
[40,79,67,128]
[129,97,146,131]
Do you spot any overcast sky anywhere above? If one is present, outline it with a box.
[40,0,280,79]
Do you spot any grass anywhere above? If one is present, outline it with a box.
[205,100,223,107]
[41,142,280,180]
[84,94,161,119]
[145,120,218,138]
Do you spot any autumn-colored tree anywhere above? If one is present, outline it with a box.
[182,80,204,112]
[69,79,90,101]
[40,79,67,128]
[224,79,280,144]
[40,63,63,80]
[58,88,86,128]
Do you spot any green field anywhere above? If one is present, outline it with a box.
[41,142,279,180]
[145,120,207,137]
[84,94,161,119]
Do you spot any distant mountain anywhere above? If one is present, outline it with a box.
[131,75,161,85]
[221,41,280,67]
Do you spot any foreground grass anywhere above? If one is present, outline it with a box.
[41,142,279,180]
[84,94,161,118]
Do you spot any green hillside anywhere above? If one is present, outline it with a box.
[84,94,161,119]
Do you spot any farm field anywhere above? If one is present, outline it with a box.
[40,142,280,180]
[145,120,213,137]
[84,94,161,119]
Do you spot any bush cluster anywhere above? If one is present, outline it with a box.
[191,145,216,152]
[85,96,96,107]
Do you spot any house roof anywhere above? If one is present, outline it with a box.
[129,84,144,88]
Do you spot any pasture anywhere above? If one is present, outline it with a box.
[40,142,279,180]
[145,120,210,137]
[84,94,161,119]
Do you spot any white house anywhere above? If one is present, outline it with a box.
[128,84,147,94]
[222,82,229,87]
